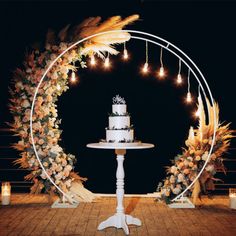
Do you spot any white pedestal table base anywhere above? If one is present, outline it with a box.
[98,213,141,234]
[86,143,154,235]
[97,149,141,235]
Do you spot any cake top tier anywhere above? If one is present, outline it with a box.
[112,95,126,105]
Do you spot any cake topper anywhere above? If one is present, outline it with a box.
[112,95,126,104]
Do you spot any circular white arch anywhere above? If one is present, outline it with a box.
[30,29,217,203]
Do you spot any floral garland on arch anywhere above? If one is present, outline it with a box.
[157,95,235,204]
[9,15,139,201]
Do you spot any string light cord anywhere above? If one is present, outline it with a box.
[160,47,163,67]
[178,59,181,75]
[146,40,148,63]
[187,69,191,93]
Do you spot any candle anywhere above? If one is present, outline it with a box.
[1,182,11,205]
[229,188,236,209]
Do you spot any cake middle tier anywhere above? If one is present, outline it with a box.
[109,116,130,129]
[106,129,134,142]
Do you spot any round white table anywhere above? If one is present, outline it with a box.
[87,142,154,235]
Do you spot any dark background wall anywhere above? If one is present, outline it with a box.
[0,0,236,193]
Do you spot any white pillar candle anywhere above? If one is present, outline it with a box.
[1,182,11,205]
[229,193,236,209]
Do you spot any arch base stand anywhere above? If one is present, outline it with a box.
[168,197,195,208]
[51,195,79,208]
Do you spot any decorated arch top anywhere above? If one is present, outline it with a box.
[112,95,126,104]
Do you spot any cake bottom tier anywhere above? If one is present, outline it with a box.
[106,129,134,143]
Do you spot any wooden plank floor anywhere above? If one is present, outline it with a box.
[0,194,236,236]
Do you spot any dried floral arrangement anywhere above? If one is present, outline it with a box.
[9,15,139,201]
[158,95,235,204]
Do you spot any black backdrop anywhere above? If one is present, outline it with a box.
[0,0,236,193]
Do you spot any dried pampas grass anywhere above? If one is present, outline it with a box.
[79,14,139,58]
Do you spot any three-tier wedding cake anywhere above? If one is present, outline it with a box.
[101,95,140,146]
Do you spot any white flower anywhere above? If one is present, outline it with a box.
[65,165,72,171]
[56,165,63,172]
[48,130,55,137]
[51,145,62,154]
[170,166,177,174]
[184,160,189,166]
[51,72,58,80]
[61,159,67,167]
[22,99,30,108]
[187,156,193,162]
[55,172,63,180]
[202,152,209,161]
[51,163,58,171]
[65,179,72,187]
[43,162,48,167]
[16,81,23,89]
[205,164,214,173]
[170,175,176,184]
[40,172,47,179]
[177,173,184,183]
[173,187,181,195]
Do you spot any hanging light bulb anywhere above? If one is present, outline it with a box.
[123,42,129,60]
[185,69,192,103]
[90,54,96,66]
[141,41,149,74]
[70,71,77,83]
[176,59,182,84]
[177,73,183,84]
[158,66,165,77]
[123,49,128,60]
[104,53,110,68]
[157,47,166,78]
[142,62,149,73]
[186,92,192,103]
[56,84,61,91]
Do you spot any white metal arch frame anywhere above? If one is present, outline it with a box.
[30,30,217,203]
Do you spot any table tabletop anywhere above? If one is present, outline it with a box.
[87,142,154,150]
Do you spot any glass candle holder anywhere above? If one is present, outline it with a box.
[1,182,11,205]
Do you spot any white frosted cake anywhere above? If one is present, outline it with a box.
[105,95,134,143]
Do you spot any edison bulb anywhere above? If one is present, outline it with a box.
[159,66,165,77]
[90,55,96,66]
[70,71,76,83]
[123,49,128,60]
[177,73,182,84]
[186,92,192,103]
[142,62,149,73]
[104,57,110,68]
